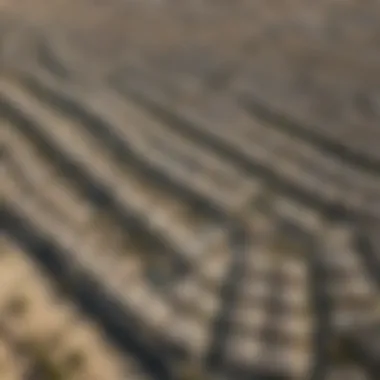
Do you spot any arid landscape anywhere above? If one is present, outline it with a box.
[2,1,380,379]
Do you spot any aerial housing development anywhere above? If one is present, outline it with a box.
[2,1,380,380]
